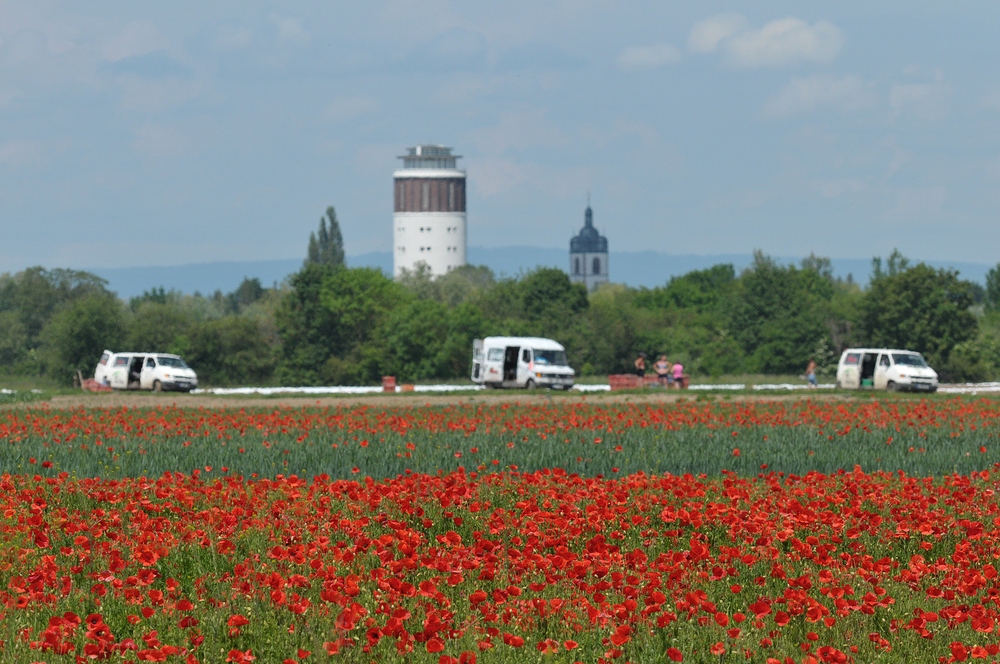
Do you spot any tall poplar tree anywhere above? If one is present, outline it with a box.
[304,206,345,269]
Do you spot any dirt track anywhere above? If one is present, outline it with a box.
[3,389,863,411]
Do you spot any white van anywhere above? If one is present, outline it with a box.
[836,348,938,392]
[471,337,575,389]
[95,350,199,392]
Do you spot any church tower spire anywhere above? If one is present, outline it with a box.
[569,198,609,290]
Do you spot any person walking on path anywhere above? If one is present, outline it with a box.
[654,355,671,388]
[805,359,818,388]
[634,353,647,383]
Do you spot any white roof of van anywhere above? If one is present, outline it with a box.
[482,336,565,351]
[107,351,182,358]
[841,348,923,354]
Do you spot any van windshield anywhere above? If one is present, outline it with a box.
[157,356,189,368]
[533,350,568,366]
[892,353,928,368]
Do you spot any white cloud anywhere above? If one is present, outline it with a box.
[274,17,308,45]
[322,96,378,123]
[763,75,871,117]
[689,14,747,53]
[116,76,206,113]
[215,27,253,51]
[468,110,570,156]
[690,15,843,68]
[471,156,593,199]
[0,140,45,168]
[100,20,168,63]
[890,72,949,121]
[616,43,681,70]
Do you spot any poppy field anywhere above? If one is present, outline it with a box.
[3,397,1000,662]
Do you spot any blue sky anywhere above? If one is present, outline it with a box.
[2,2,1000,272]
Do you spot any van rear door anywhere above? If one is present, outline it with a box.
[471,339,483,382]
[838,352,861,388]
[108,355,130,389]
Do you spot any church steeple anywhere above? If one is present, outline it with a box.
[569,198,609,290]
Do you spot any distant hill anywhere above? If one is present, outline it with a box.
[85,249,994,298]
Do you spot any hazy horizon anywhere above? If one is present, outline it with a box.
[72,246,996,299]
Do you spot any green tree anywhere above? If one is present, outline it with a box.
[39,294,126,383]
[633,264,736,312]
[986,263,1000,311]
[361,300,487,382]
[437,265,495,306]
[305,206,345,268]
[729,252,831,374]
[859,255,978,375]
[185,317,275,386]
[0,311,28,367]
[396,263,439,301]
[0,267,113,366]
[521,268,588,320]
[319,267,409,349]
[227,277,266,313]
[126,301,195,353]
[274,263,343,385]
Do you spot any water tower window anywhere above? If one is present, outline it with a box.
[593,257,601,274]
[422,182,429,211]
[448,182,455,211]
[574,258,580,275]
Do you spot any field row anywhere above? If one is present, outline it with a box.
[2,468,1000,662]
[2,399,1000,478]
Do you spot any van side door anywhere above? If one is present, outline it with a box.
[517,348,533,385]
[874,353,891,389]
[503,347,520,382]
[140,356,158,389]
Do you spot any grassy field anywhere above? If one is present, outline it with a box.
[2,397,996,479]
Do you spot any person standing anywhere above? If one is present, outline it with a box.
[634,353,646,385]
[805,359,818,388]
[672,360,684,389]
[655,355,671,387]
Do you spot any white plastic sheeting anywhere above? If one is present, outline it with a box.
[191,384,483,396]
[939,382,1000,394]
[190,382,848,395]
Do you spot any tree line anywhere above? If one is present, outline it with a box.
[2,208,1000,386]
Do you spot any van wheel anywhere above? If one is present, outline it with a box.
[887,381,898,392]
[153,380,162,393]
[525,379,536,390]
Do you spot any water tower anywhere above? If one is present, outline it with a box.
[392,145,467,278]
